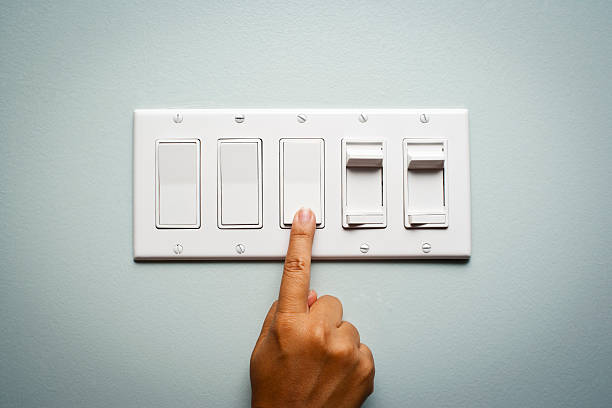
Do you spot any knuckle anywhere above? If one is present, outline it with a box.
[359,353,375,379]
[360,343,373,358]
[308,321,329,348]
[338,321,360,345]
[283,257,308,275]
[328,341,357,362]
[291,229,313,240]
[344,321,359,335]
[362,356,375,375]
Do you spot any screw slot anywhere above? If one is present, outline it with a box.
[419,113,429,124]
[173,113,183,124]
[235,244,246,254]
[173,244,183,255]
[235,114,245,124]
[360,243,370,253]
[359,113,368,123]
[297,114,307,123]
[421,242,432,253]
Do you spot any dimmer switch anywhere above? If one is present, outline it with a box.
[341,140,387,228]
[403,139,448,228]
[217,139,263,228]
[280,139,325,228]
[155,139,200,229]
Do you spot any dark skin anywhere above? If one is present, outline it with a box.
[250,208,375,407]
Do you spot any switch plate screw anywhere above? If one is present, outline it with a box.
[419,113,429,124]
[173,113,183,123]
[359,113,368,123]
[173,244,183,255]
[421,242,431,253]
[297,114,307,123]
[360,243,370,253]
[235,114,245,123]
[235,243,246,254]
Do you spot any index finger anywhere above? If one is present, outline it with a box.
[278,208,316,313]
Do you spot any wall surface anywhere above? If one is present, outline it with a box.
[1,1,611,407]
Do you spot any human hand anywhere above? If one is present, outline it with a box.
[250,208,374,408]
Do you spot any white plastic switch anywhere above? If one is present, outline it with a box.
[403,139,448,228]
[407,150,445,169]
[342,140,387,228]
[280,139,325,228]
[217,139,263,228]
[408,214,446,224]
[156,139,200,229]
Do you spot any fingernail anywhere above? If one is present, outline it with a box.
[297,207,314,224]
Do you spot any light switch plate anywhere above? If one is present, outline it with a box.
[133,109,471,260]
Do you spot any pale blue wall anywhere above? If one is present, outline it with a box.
[1,1,611,407]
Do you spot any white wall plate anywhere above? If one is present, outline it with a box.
[133,109,471,260]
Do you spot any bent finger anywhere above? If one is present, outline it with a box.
[309,295,343,326]
[337,320,360,344]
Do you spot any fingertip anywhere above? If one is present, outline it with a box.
[293,208,315,229]
[307,289,318,307]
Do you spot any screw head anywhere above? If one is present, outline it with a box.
[419,113,429,124]
[359,113,368,123]
[297,114,307,123]
[173,244,183,255]
[235,114,245,124]
[421,242,431,253]
[173,113,183,123]
[235,243,246,254]
[360,243,370,253]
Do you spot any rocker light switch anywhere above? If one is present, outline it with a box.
[217,139,263,228]
[403,139,448,228]
[341,140,387,228]
[280,139,325,228]
[155,139,200,229]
